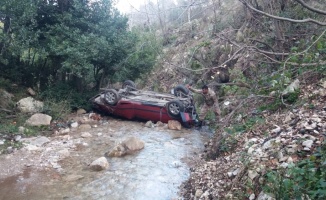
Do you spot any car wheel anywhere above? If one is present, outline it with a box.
[122,80,136,90]
[167,100,185,118]
[104,89,120,105]
[173,85,189,97]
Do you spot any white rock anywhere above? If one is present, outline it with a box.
[25,113,52,126]
[58,149,70,159]
[248,147,255,154]
[18,126,25,133]
[257,191,275,200]
[70,122,78,128]
[81,132,92,138]
[287,157,293,164]
[58,128,70,135]
[195,189,203,197]
[248,170,259,180]
[0,140,4,145]
[24,144,40,151]
[280,162,289,168]
[30,136,50,147]
[227,172,234,178]
[16,97,44,113]
[302,140,313,148]
[303,147,311,151]
[90,157,109,171]
[271,126,281,134]
[233,168,241,176]
[97,132,103,136]
[249,193,256,200]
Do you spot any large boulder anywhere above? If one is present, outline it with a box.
[0,89,14,109]
[16,97,44,113]
[25,113,52,126]
[106,137,145,157]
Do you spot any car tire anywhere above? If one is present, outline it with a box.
[167,100,185,118]
[173,85,189,97]
[104,89,120,105]
[122,80,136,91]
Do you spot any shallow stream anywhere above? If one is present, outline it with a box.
[0,119,212,200]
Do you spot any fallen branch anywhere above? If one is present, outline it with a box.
[208,81,251,89]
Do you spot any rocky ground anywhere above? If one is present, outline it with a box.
[179,79,326,199]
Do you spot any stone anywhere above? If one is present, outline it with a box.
[0,89,14,109]
[29,136,50,147]
[18,126,25,133]
[14,135,22,142]
[27,87,36,96]
[78,124,92,131]
[257,191,275,200]
[302,140,313,148]
[195,189,203,197]
[280,162,289,168]
[90,157,109,171]
[249,194,256,200]
[106,137,145,157]
[145,121,154,128]
[24,144,40,151]
[77,108,87,115]
[271,126,281,134]
[70,122,78,128]
[16,97,44,113]
[168,120,182,130]
[58,128,70,135]
[58,149,70,159]
[227,172,234,178]
[64,175,84,182]
[0,140,4,145]
[81,132,92,138]
[25,113,52,126]
[248,170,259,180]
[156,121,165,127]
[282,79,300,97]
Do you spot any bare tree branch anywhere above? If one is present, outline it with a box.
[294,0,326,15]
[239,0,326,26]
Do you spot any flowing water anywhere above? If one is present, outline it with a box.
[0,119,213,200]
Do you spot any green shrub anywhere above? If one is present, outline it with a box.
[263,143,326,199]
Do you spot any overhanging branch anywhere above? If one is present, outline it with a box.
[240,0,326,26]
[294,0,326,15]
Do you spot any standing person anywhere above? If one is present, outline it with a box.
[187,84,221,126]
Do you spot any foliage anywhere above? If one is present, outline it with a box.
[263,142,326,199]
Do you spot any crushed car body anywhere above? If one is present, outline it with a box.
[90,80,197,127]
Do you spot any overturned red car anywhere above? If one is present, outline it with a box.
[90,80,197,127]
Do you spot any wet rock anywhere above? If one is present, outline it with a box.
[25,113,52,126]
[81,132,92,138]
[90,157,109,171]
[78,124,92,131]
[145,121,154,128]
[106,137,145,157]
[77,108,87,115]
[168,120,182,130]
[16,97,44,113]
